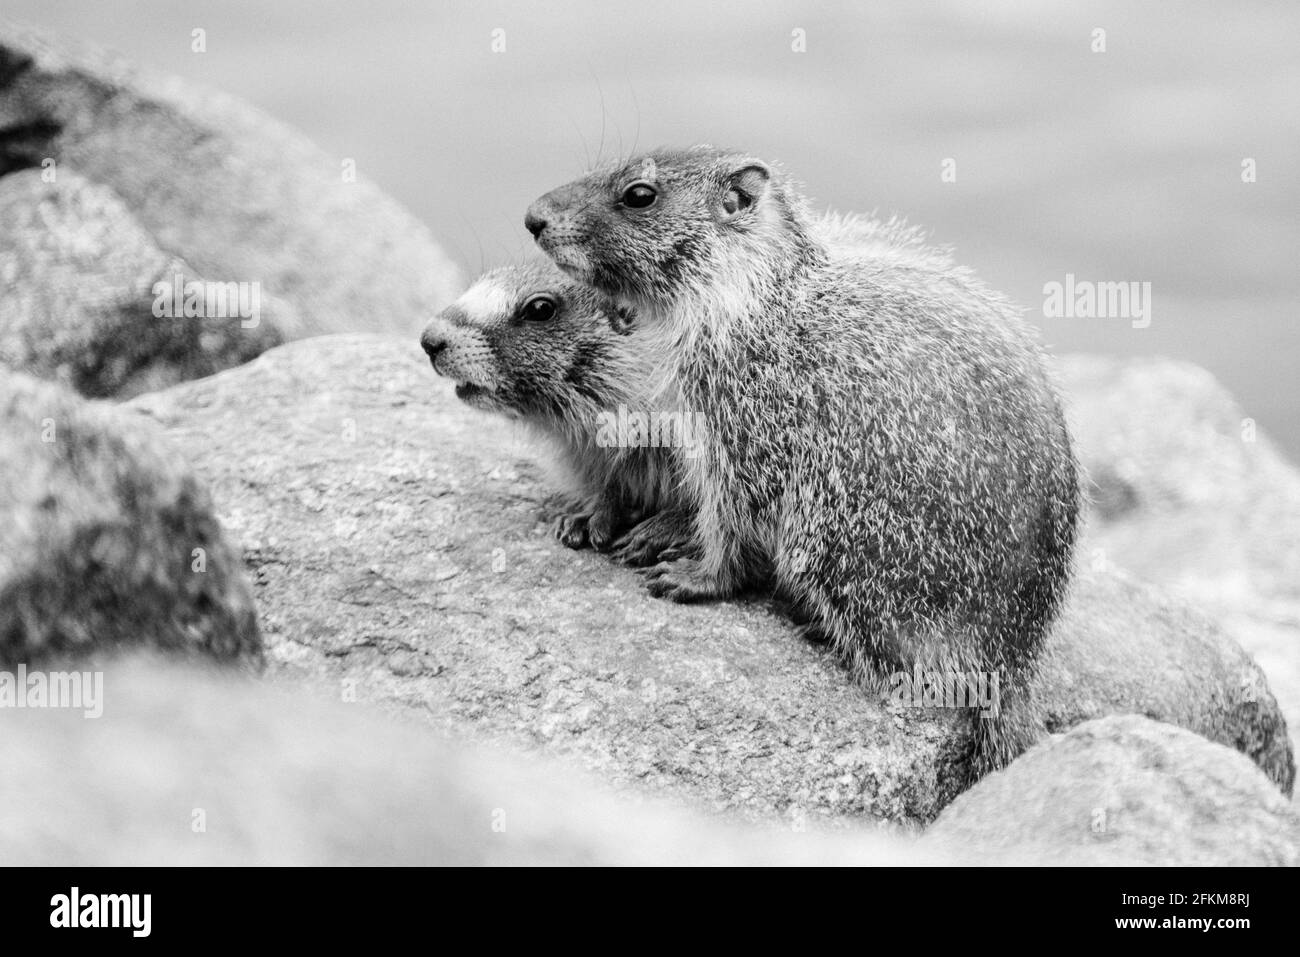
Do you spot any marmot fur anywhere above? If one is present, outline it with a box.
[420,213,944,566]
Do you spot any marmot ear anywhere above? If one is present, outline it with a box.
[718,162,770,223]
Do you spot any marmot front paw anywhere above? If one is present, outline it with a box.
[643,558,725,603]
[554,512,593,549]
[612,508,696,567]
[554,504,629,552]
[585,505,622,552]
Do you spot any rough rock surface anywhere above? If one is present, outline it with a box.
[1030,568,1292,794]
[0,373,262,668]
[122,334,1293,823]
[0,22,461,392]
[1062,355,1300,782]
[0,169,289,397]
[926,714,1300,865]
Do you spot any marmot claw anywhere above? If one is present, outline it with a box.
[643,558,722,603]
[554,512,591,550]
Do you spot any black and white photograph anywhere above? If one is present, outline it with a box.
[0,0,1296,902]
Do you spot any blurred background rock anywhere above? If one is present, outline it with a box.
[0,17,461,396]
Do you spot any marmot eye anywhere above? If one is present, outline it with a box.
[621,182,657,209]
[521,295,558,322]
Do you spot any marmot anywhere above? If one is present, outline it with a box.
[525,146,1081,769]
[418,261,693,564]
[419,214,941,568]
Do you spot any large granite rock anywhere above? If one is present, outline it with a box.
[0,373,261,668]
[0,22,461,394]
[927,714,1300,865]
[121,334,1292,824]
[1062,356,1300,781]
[1029,567,1292,794]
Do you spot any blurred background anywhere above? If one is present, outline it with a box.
[11,0,1299,457]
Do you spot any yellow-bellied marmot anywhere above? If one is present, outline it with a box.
[525,146,1081,770]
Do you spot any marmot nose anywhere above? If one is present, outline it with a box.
[524,207,547,239]
[420,329,448,364]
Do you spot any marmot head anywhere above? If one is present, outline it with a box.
[420,262,636,425]
[524,145,812,310]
